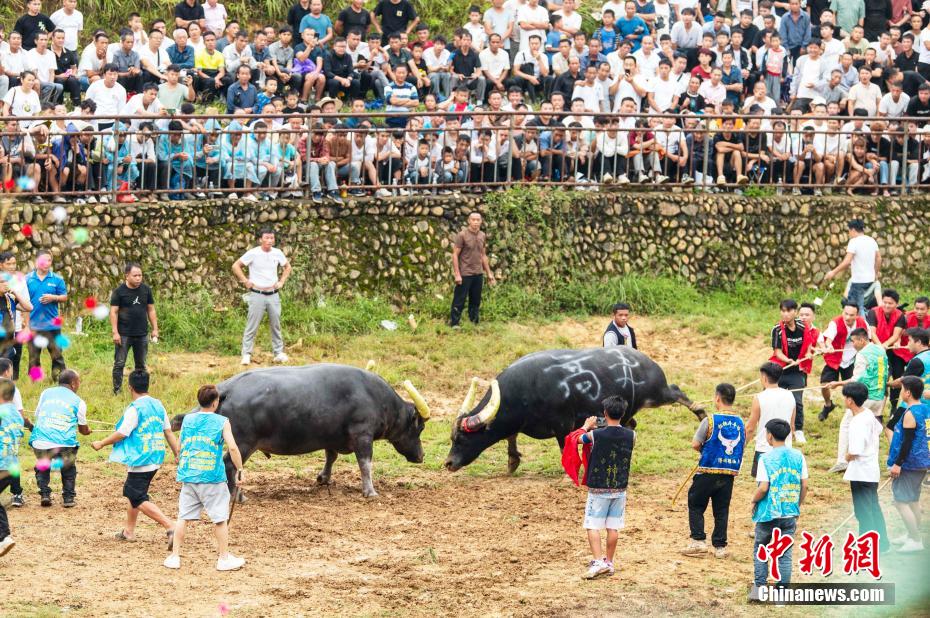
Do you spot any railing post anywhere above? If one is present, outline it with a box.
[506,113,513,186]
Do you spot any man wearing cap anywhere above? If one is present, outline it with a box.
[824,219,881,317]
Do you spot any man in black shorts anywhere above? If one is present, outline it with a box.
[91,369,179,546]
[818,302,869,420]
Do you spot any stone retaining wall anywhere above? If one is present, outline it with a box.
[2,191,927,302]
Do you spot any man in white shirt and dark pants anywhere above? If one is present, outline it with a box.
[840,382,890,552]
[232,227,292,365]
[824,218,881,317]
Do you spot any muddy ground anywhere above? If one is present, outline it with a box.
[0,317,926,617]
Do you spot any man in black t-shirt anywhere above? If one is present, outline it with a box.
[906,84,930,127]
[14,0,55,51]
[372,0,418,44]
[174,0,206,30]
[336,0,372,37]
[109,262,158,395]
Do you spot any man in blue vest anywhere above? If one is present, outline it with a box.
[578,395,636,580]
[749,418,808,602]
[91,369,180,545]
[25,250,69,382]
[29,369,89,508]
[602,302,637,348]
[164,384,245,572]
[0,378,24,556]
[886,376,929,553]
[682,383,745,558]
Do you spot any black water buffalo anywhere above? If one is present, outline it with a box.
[443,347,704,472]
[171,364,431,497]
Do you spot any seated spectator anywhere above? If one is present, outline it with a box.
[139,29,170,85]
[306,122,341,203]
[713,116,749,186]
[293,28,326,102]
[167,29,195,71]
[509,34,551,104]
[77,31,108,88]
[226,64,258,114]
[158,64,195,111]
[451,31,485,102]
[194,31,229,101]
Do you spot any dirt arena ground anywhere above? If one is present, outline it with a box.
[1,317,927,617]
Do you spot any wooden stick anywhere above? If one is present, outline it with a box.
[228,470,243,526]
[671,464,699,506]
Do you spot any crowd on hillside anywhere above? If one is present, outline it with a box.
[2,0,930,201]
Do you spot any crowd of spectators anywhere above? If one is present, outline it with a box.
[2,0,930,201]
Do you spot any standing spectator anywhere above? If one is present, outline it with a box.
[886,376,930,553]
[516,0,549,53]
[174,0,206,30]
[616,1,649,52]
[26,250,68,382]
[485,0,515,56]
[748,419,808,602]
[824,219,881,317]
[778,0,811,61]
[372,0,419,44]
[840,382,890,551]
[299,0,334,47]
[336,0,372,37]
[14,0,56,51]
[29,369,90,507]
[232,227,291,365]
[50,0,83,52]
[109,262,158,396]
[203,0,228,37]
[0,253,32,381]
[450,211,496,328]
[831,0,865,40]
[288,0,313,38]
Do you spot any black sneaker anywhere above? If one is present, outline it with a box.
[11,494,24,507]
[63,496,76,508]
[40,495,52,507]
[819,402,836,422]
[113,387,122,396]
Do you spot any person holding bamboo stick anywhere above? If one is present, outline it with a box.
[768,299,817,445]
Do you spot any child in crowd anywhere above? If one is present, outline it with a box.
[277,130,301,197]
[0,357,26,510]
[406,138,434,189]
[463,6,487,51]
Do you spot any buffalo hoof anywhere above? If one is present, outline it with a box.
[362,489,379,498]
[316,474,332,485]
[236,491,246,504]
[507,456,521,475]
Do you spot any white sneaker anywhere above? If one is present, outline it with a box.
[217,553,246,571]
[681,540,708,556]
[654,174,669,184]
[793,430,807,445]
[0,536,15,557]
[714,547,727,559]
[616,174,630,185]
[273,352,289,363]
[244,193,259,202]
[582,559,610,579]
[602,173,613,184]
[87,196,97,204]
[898,539,925,553]
[163,554,180,569]
[240,354,251,366]
[229,192,238,199]
[889,534,909,546]
[602,558,615,575]
[99,195,109,204]
[376,188,391,197]
[716,175,727,185]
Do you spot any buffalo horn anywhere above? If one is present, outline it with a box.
[474,380,501,426]
[458,377,481,416]
[402,380,431,420]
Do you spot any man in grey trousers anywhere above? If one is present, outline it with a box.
[232,227,292,365]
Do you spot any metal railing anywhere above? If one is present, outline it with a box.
[0,111,927,203]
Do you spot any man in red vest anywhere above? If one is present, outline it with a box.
[818,302,870,421]
[897,297,930,366]
[867,289,906,412]
[769,299,817,445]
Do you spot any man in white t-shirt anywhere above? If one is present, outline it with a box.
[479,34,511,97]
[746,362,796,476]
[825,219,881,317]
[878,81,909,118]
[232,228,292,365]
[484,0,515,52]
[840,382,890,551]
[846,66,882,116]
[516,0,549,53]
[85,64,127,129]
[50,0,84,52]
[25,32,64,105]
